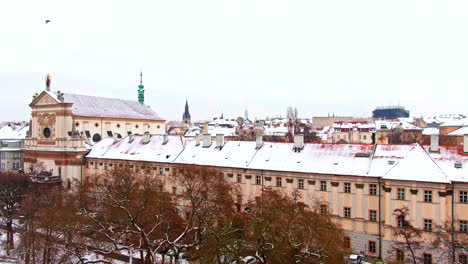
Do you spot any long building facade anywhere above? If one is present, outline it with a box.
[84,133,468,262]
[23,82,468,263]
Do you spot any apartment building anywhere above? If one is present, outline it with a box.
[332,122,375,144]
[0,122,29,171]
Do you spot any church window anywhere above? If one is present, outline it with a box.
[92,133,102,143]
[95,123,99,127]
[157,125,160,129]
[75,122,79,127]
[116,124,121,128]
[135,125,139,129]
[43,127,51,138]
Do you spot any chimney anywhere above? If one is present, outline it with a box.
[430,134,439,153]
[464,134,468,154]
[216,134,224,149]
[294,134,304,151]
[113,133,119,143]
[202,133,211,148]
[162,134,169,145]
[195,133,201,146]
[256,133,263,149]
[128,134,135,143]
[143,132,151,144]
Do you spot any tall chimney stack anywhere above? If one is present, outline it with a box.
[294,134,304,151]
[143,132,151,144]
[216,134,225,149]
[256,133,263,149]
[430,134,439,153]
[162,134,169,145]
[203,133,211,148]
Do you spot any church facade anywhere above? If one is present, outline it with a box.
[23,75,166,183]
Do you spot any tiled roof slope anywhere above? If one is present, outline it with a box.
[63,93,164,121]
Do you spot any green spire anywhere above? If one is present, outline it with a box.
[138,71,145,104]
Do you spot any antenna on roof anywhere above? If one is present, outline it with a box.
[138,70,145,104]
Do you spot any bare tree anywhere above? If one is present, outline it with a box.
[170,164,240,263]
[0,171,30,255]
[433,220,468,263]
[286,106,300,142]
[242,188,346,264]
[390,207,422,264]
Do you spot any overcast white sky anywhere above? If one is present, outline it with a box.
[1,0,467,122]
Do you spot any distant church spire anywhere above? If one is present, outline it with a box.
[183,99,191,124]
[138,71,145,104]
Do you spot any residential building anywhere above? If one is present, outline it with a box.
[332,122,375,144]
[0,122,29,171]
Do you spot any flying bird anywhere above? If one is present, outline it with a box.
[45,20,50,24]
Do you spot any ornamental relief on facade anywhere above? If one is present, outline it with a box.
[38,113,56,126]
[36,94,57,105]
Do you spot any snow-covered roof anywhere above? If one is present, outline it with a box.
[367,144,415,177]
[383,145,449,183]
[87,135,185,163]
[424,145,468,182]
[0,123,29,140]
[174,140,258,169]
[208,119,238,127]
[440,118,468,127]
[422,127,439,135]
[263,124,288,136]
[63,93,165,121]
[87,135,468,184]
[448,126,468,136]
[249,143,374,176]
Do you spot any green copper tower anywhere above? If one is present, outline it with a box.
[138,71,145,104]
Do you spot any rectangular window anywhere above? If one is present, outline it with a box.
[397,188,405,200]
[256,175,261,185]
[369,241,376,253]
[424,190,433,203]
[107,131,113,137]
[396,249,405,262]
[423,253,432,264]
[320,181,327,191]
[298,179,304,189]
[424,219,433,232]
[276,177,282,187]
[369,184,377,196]
[159,168,163,175]
[344,207,351,218]
[369,210,377,222]
[165,168,170,172]
[397,215,405,228]
[344,237,351,248]
[363,135,367,140]
[320,204,327,214]
[460,191,468,204]
[237,174,242,183]
[85,130,91,138]
[344,182,351,193]
[460,220,468,233]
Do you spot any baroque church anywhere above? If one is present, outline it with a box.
[23,74,166,184]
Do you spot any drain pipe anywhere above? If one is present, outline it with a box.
[378,176,382,260]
